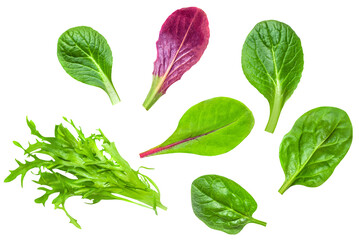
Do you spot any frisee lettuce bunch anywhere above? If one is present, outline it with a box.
[4,117,166,229]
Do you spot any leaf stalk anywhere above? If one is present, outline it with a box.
[265,90,283,133]
[251,218,267,227]
[104,81,120,105]
[278,180,291,195]
[143,75,163,110]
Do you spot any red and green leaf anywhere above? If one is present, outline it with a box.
[143,7,210,110]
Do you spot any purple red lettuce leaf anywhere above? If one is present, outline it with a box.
[143,7,210,110]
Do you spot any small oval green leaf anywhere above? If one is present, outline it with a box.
[57,26,120,105]
[140,97,254,157]
[242,20,304,133]
[278,107,353,194]
[191,175,266,234]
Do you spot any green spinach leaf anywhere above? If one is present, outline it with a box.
[57,26,120,105]
[191,175,266,234]
[278,107,353,194]
[242,20,304,133]
[140,97,254,157]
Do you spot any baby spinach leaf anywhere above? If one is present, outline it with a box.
[57,26,120,105]
[140,97,254,157]
[191,175,266,234]
[278,107,353,194]
[143,7,210,110]
[5,118,166,228]
[242,20,304,133]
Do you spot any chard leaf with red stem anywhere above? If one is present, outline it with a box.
[140,97,254,157]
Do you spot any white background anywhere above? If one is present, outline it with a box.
[0,0,358,239]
